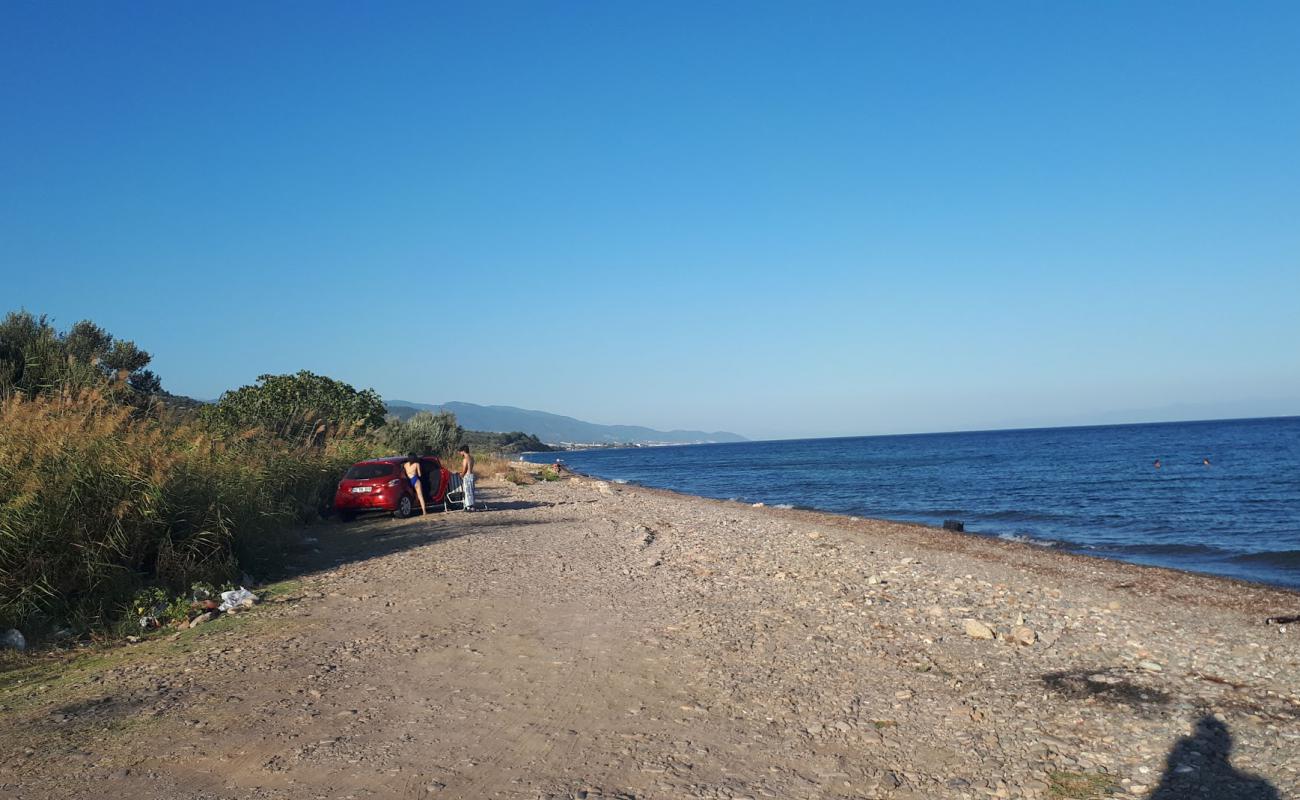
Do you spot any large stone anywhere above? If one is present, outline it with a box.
[1010,625,1037,646]
[963,619,996,640]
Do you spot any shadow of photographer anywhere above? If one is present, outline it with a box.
[1150,714,1279,799]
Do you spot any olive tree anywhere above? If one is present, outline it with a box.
[0,310,161,399]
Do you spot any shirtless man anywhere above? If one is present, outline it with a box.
[459,445,476,512]
[403,455,427,515]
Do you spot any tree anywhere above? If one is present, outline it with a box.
[383,410,463,456]
[461,430,553,454]
[203,370,386,443]
[0,310,162,400]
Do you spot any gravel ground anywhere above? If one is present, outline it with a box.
[2,474,1298,799]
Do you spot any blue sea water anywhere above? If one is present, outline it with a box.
[526,417,1300,590]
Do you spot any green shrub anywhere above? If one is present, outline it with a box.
[0,390,379,635]
[202,370,386,443]
[0,310,160,401]
[382,410,462,456]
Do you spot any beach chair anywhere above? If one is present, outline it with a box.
[444,473,465,510]
[443,473,485,511]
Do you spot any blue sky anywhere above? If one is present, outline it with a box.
[2,2,1298,439]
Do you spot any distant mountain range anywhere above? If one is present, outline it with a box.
[387,400,746,446]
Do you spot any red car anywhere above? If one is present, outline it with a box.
[333,456,453,521]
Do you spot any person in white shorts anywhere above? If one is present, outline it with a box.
[459,444,476,511]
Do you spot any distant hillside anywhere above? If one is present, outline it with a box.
[387,400,746,446]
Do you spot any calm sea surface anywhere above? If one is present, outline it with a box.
[526,417,1300,590]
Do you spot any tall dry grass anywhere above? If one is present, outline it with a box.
[0,391,375,633]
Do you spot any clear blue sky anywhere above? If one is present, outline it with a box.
[3,2,1298,439]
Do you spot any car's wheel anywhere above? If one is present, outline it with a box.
[394,494,413,519]
[339,510,357,523]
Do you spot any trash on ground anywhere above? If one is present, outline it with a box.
[219,587,260,612]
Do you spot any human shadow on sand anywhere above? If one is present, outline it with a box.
[1149,715,1279,799]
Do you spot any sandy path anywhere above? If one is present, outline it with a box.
[3,476,1299,799]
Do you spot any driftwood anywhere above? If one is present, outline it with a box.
[1265,615,1300,625]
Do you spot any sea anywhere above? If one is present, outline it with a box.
[525,417,1300,590]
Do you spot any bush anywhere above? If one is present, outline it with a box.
[202,371,386,443]
[382,410,462,456]
[0,311,161,401]
[0,390,377,634]
[461,430,553,454]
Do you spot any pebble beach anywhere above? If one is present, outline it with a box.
[2,470,1298,799]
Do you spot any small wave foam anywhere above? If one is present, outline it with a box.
[613,478,629,484]
[996,532,1063,548]
[773,503,794,509]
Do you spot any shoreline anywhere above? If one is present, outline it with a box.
[537,458,1300,597]
[4,473,1299,798]
[567,469,1300,610]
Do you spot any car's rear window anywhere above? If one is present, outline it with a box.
[344,463,395,480]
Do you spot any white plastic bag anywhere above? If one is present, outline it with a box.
[218,587,259,612]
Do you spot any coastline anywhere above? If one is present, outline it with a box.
[3,472,1298,798]
[568,468,1300,609]
[532,440,1300,594]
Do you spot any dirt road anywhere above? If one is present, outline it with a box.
[3,475,1299,799]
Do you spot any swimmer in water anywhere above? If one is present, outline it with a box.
[1154,459,1162,469]
[1203,457,1211,466]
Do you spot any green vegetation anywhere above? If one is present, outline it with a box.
[383,409,463,456]
[0,310,160,401]
[202,370,386,442]
[0,312,395,638]
[0,388,375,634]
[461,429,553,454]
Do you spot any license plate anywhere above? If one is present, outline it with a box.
[350,486,372,493]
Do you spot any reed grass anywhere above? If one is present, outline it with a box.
[0,391,377,634]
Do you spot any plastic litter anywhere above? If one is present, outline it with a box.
[1,629,26,651]
[218,587,259,612]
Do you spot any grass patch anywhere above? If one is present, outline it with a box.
[1048,770,1121,799]
[258,578,304,601]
